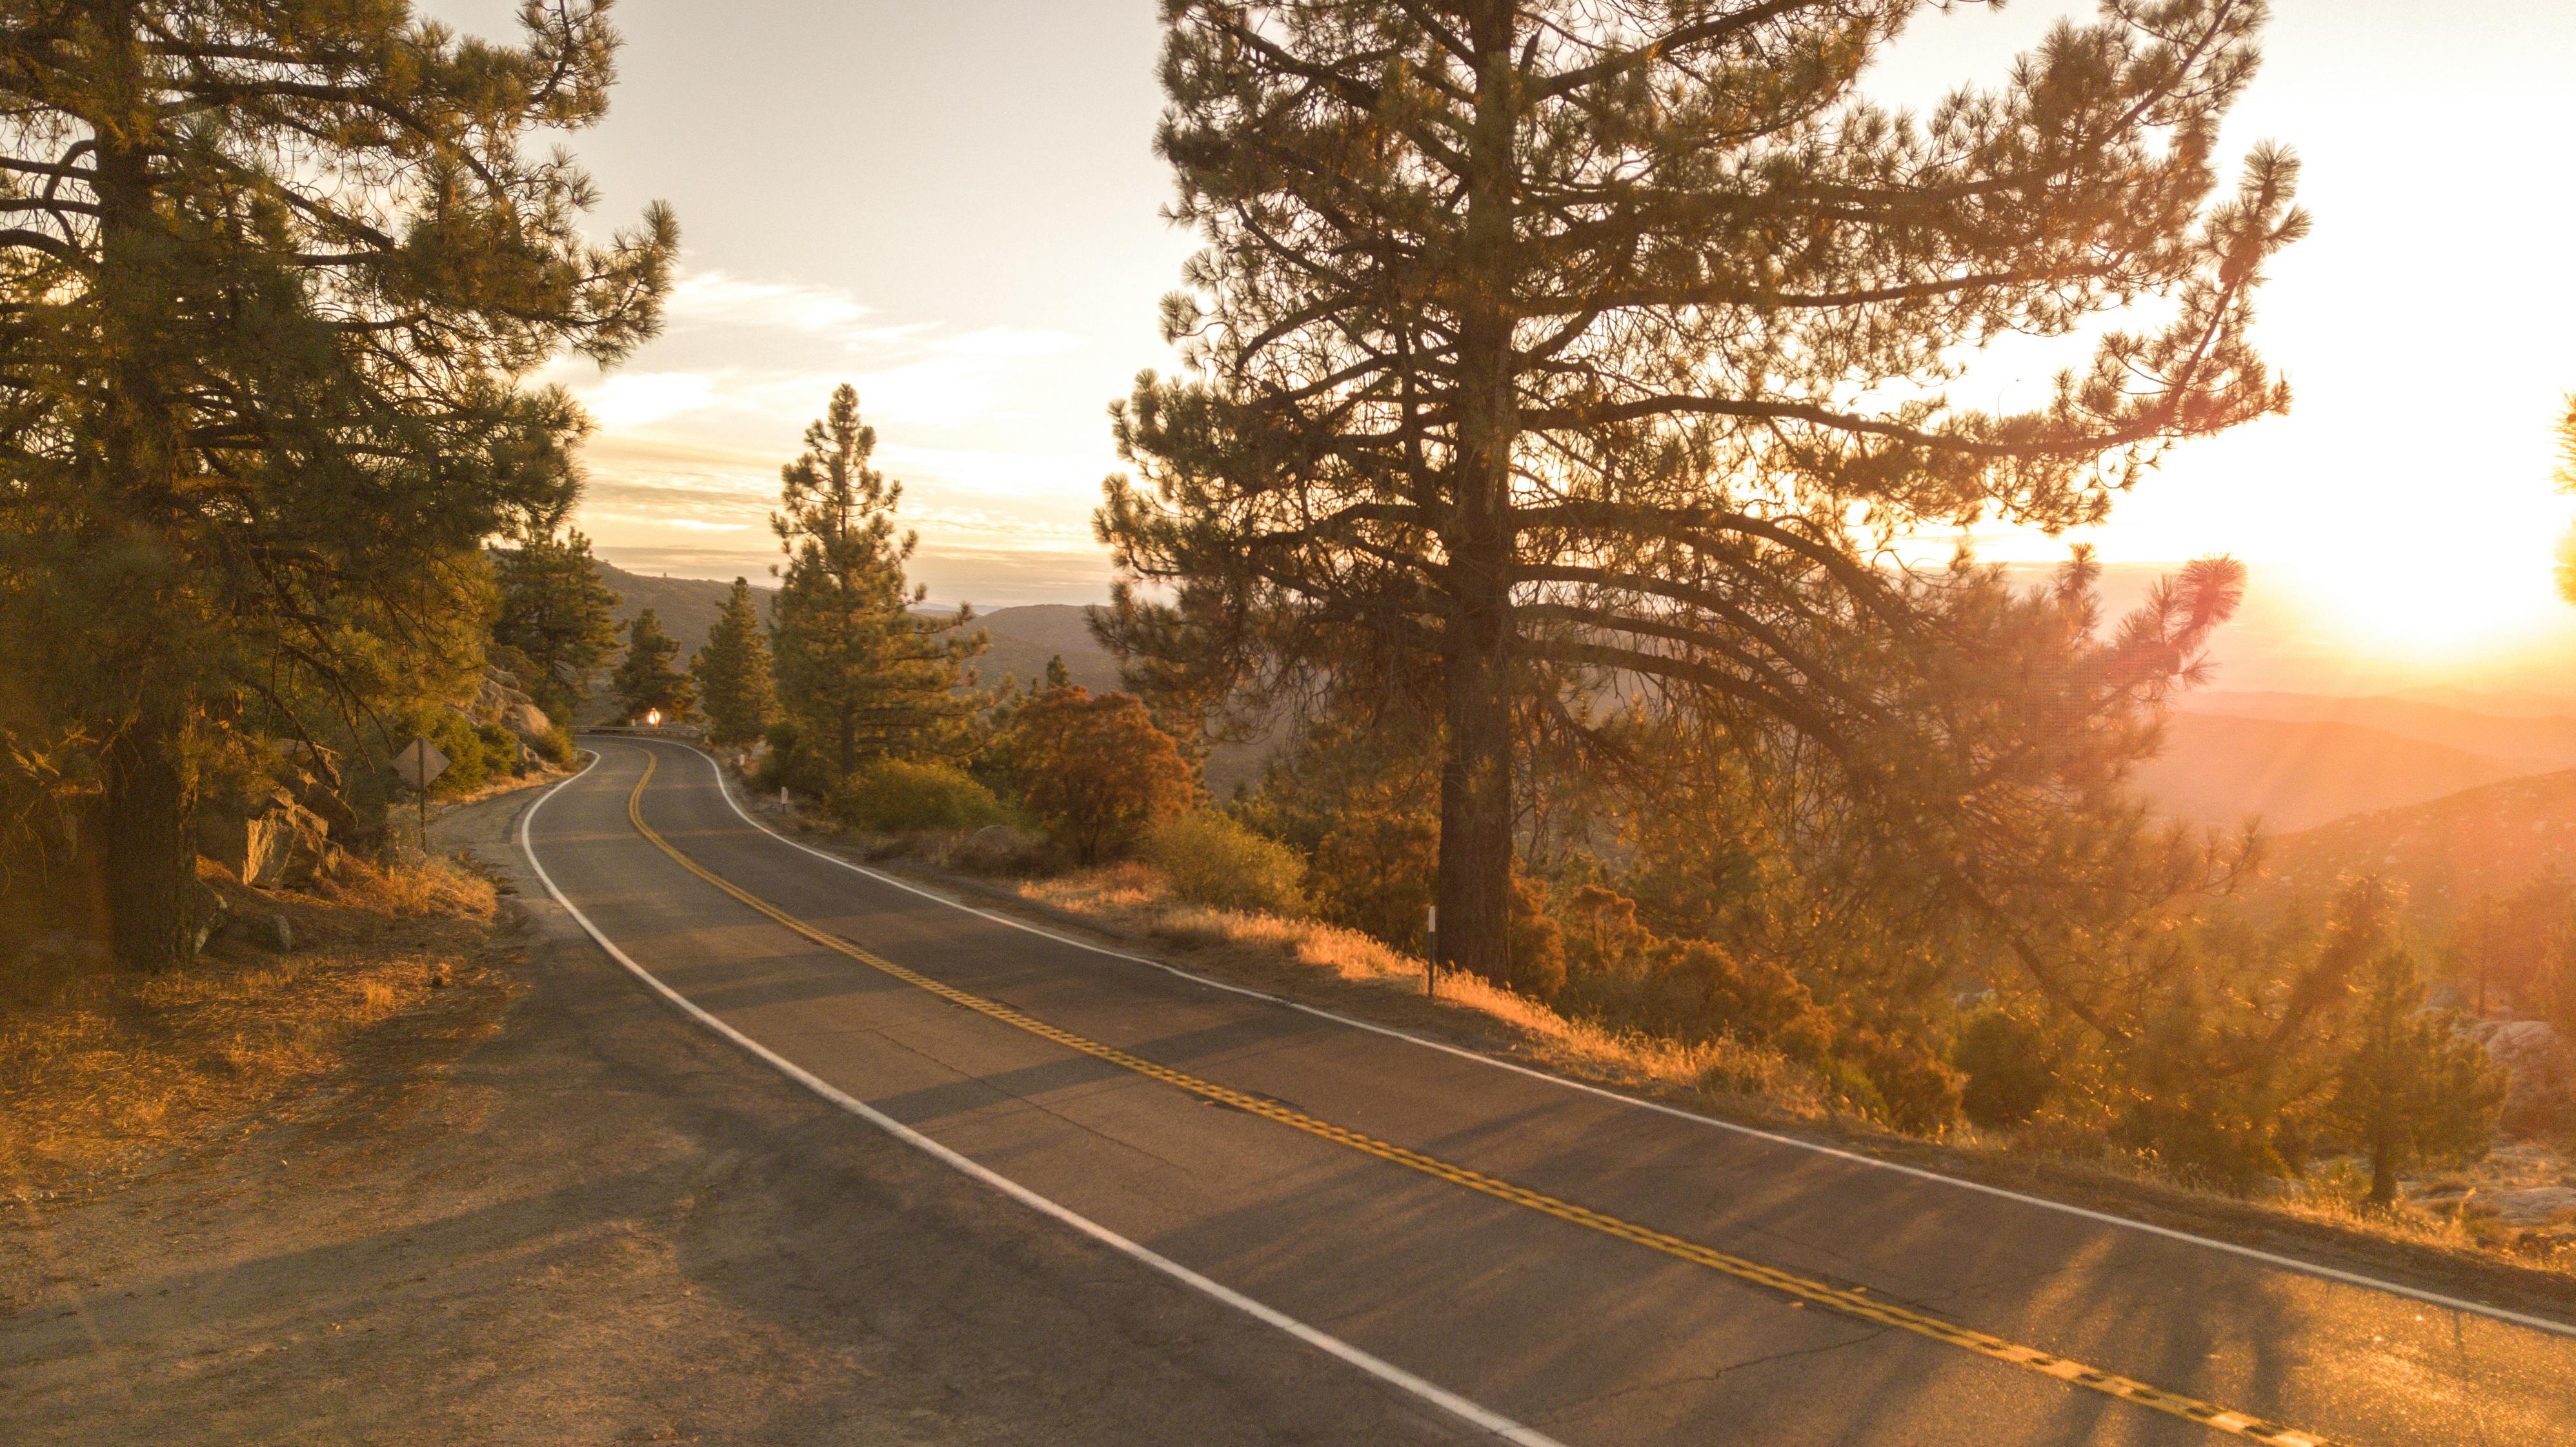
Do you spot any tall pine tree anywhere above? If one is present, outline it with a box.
[769,386,983,778]
[0,1,675,964]
[692,578,777,747]
[611,609,695,724]
[494,530,625,724]
[1099,1,2300,993]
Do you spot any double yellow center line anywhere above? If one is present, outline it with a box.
[621,749,2353,1447]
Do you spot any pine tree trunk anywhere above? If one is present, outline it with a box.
[1438,618,1514,983]
[2368,1136,2397,1208]
[91,11,197,971]
[101,697,198,971]
[1431,3,1522,986]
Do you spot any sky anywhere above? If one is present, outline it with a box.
[425,1,2576,695]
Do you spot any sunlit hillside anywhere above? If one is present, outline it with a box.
[2246,770,2576,931]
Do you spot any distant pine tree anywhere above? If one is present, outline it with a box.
[495,531,625,724]
[769,386,983,778]
[611,611,696,724]
[692,579,777,747]
[2328,948,2503,1206]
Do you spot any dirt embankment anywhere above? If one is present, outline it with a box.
[0,782,1472,1447]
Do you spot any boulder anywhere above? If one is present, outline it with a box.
[950,824,1047,875]
[230,909,295,953]
[471,665,543,726]
[197,789,341,890]
[185,878,228,957]
[287,770,362,840]
[2461,1019,2574,1137]
[499,700,557,751]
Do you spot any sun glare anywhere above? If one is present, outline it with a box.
[2278,543,2571,662]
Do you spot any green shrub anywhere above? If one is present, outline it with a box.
[1838,1026,1964,1135]
[1145,812,1309,915]
[1506,874,1567,998]
[415,709,492,797]
[532,726,577,770]
[754,719,835,800]
[476,722,522,775]
[828,758,1014,834]
[1953,1006,2058,1129]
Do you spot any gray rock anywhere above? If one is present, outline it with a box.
[287,771,360,840]
[185,879,228,958]
[2491,1186,2576,1226]
[499,700,555,745]
[2460,1019,2574,1137]
[951,824,1047,875]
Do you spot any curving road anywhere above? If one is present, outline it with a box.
[522,738,2576,1447]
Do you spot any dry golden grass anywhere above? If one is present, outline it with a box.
[1021,864,1823,1119]
[0,856,501,1191]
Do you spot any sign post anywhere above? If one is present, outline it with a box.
[395,736,450,856]
[1425,904,1438,1000]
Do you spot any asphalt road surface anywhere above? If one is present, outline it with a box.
[522,738,2576,1447]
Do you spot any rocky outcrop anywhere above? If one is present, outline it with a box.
[467,666,558,771]
[2462,1018,2574,1137]
[498,700,556,752]
[196,787,341,890]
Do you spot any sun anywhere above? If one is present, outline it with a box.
[2274,538,2573,665]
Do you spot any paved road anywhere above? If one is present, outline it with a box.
[524,738,2576,1447]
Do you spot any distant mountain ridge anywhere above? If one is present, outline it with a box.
[582,564,2576,839]
[590,561,1126,693]
[2133,713,2537,833]
[2179,691,2576,771]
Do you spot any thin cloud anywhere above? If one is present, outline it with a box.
[579,371,720,429]
[665,270,872,333]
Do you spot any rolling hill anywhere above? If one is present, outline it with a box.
[951,603,1123,694]
[2246,769,2576,931]
[2179,691,2576,771]
[592,563,1125,693]
[2133,713,2537,832]
[597,560,756,658]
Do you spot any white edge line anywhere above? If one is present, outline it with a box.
[658,738,2576,1344]
[517,751,1565,1447]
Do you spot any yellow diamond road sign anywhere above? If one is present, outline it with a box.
[396,736,450,791]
